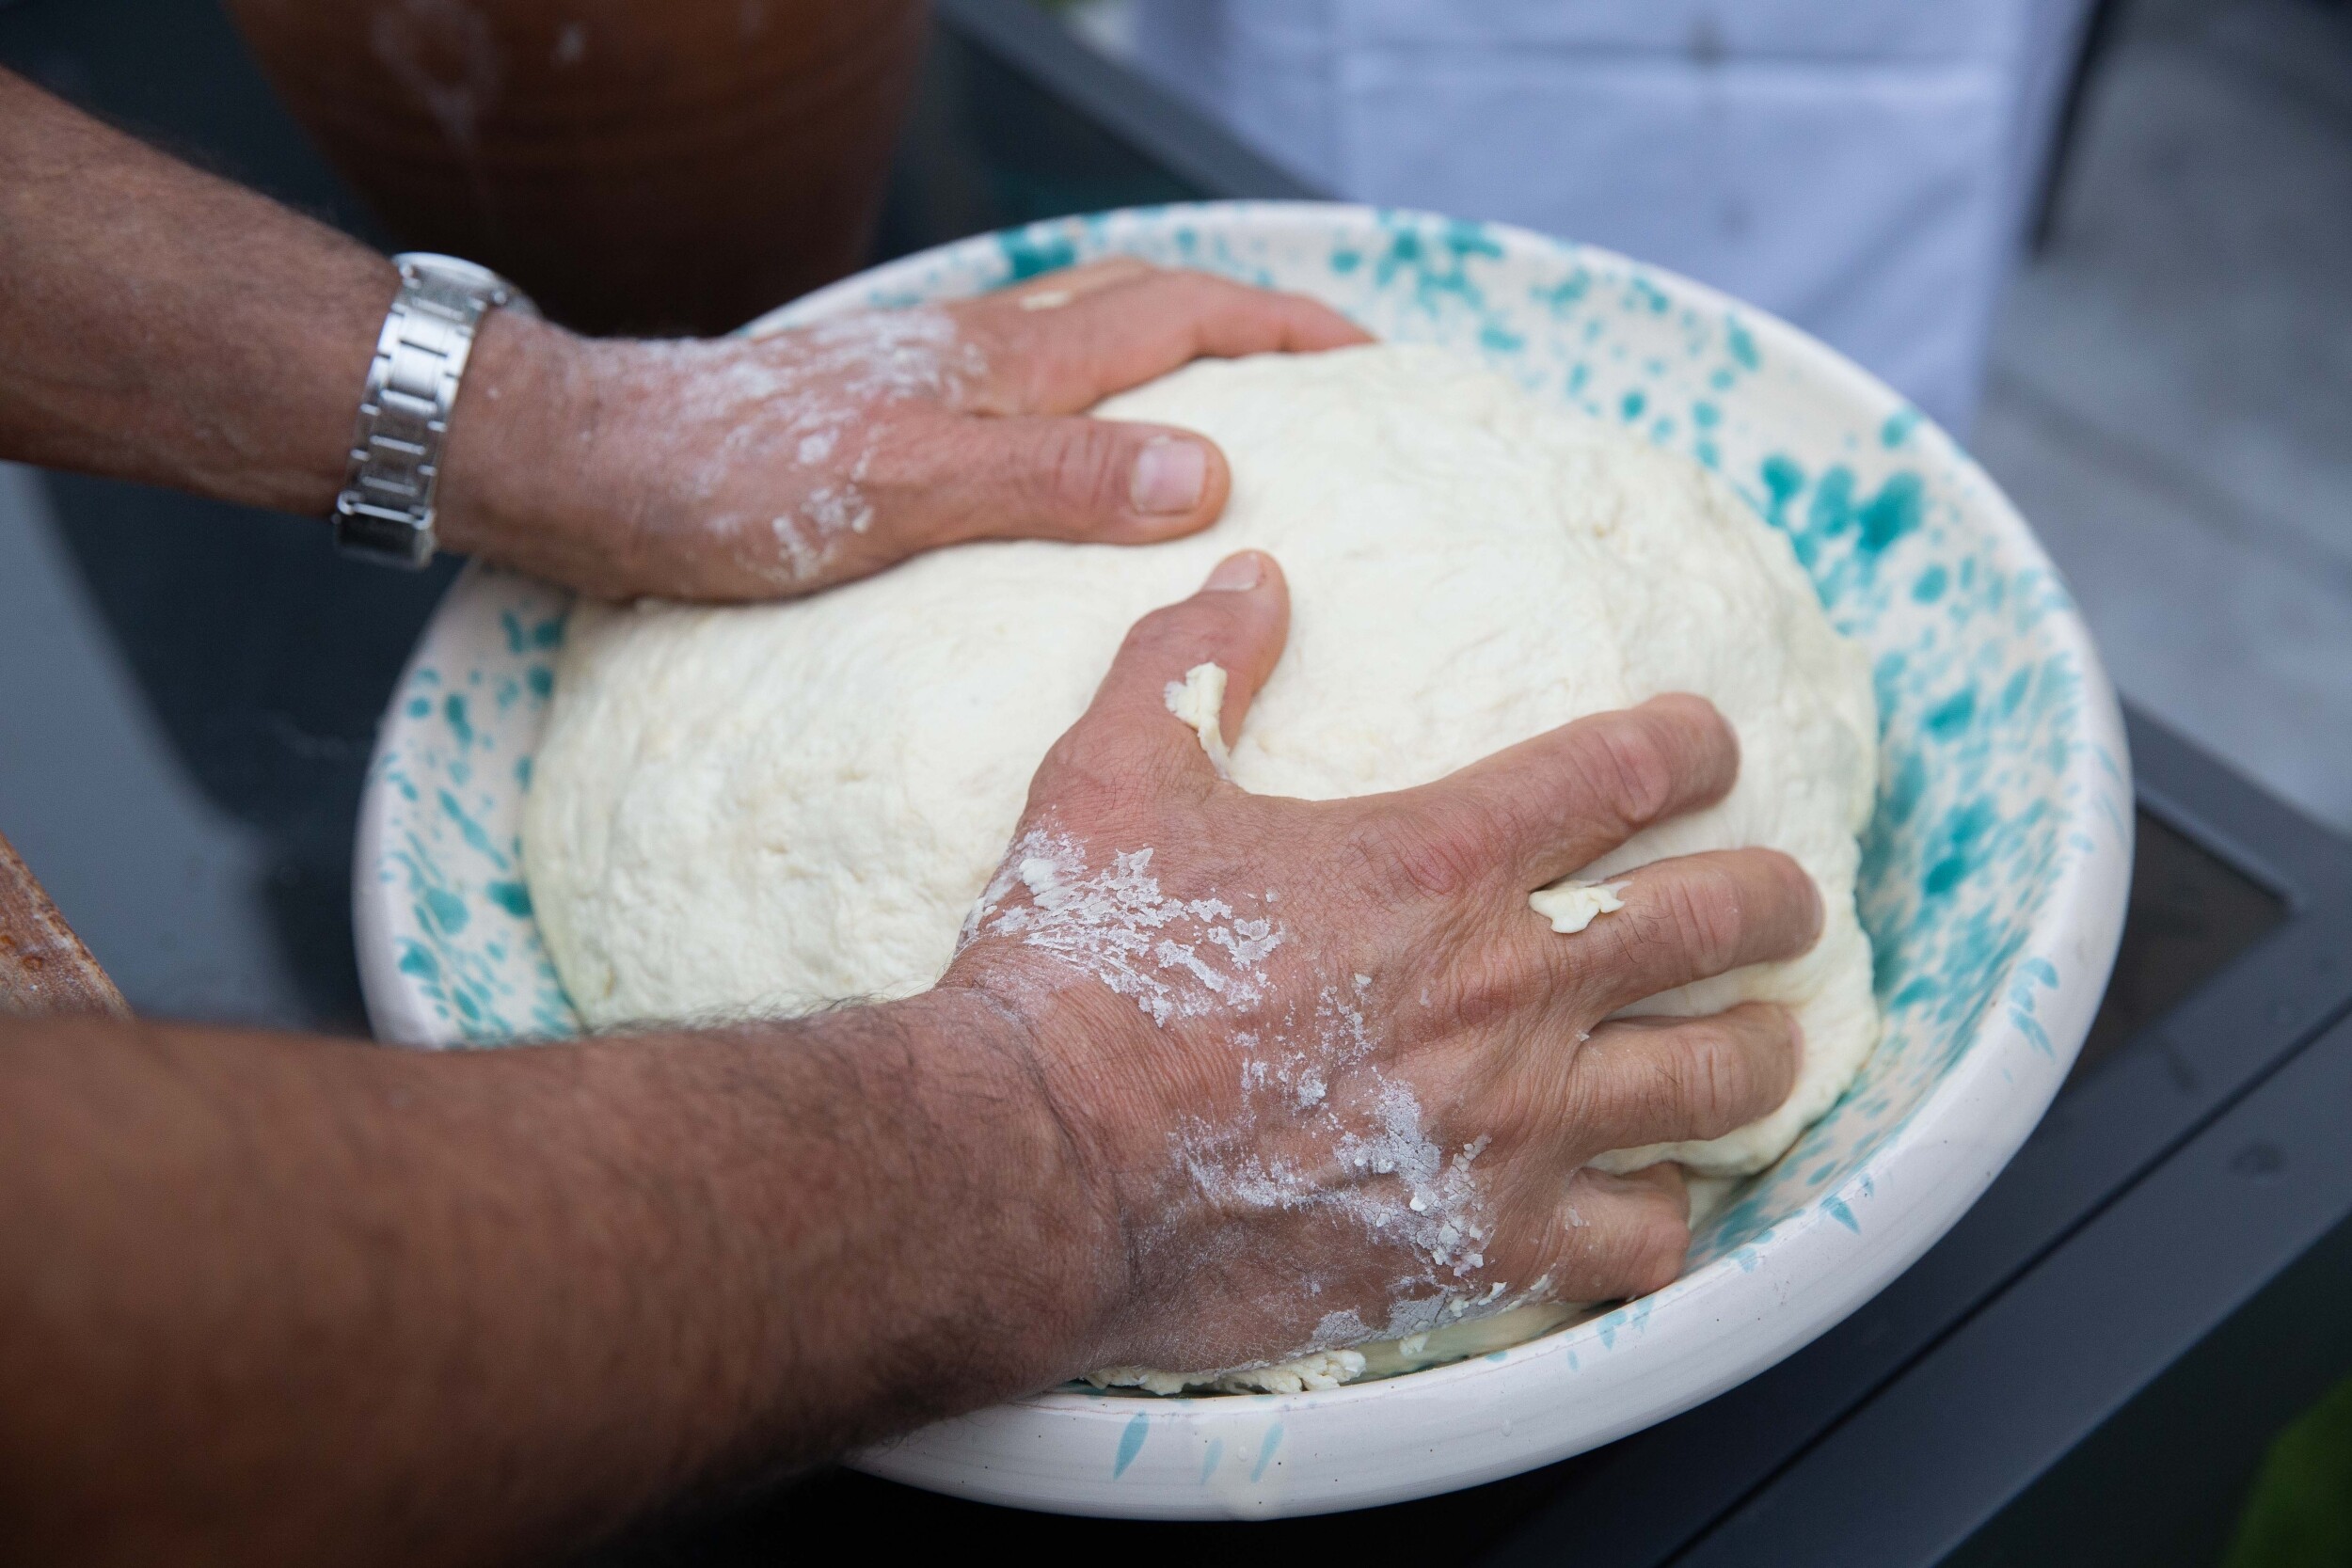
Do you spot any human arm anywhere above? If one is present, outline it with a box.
[0,991,1117,1566]
[0,67,1368,600]
[0,552,1817,1564]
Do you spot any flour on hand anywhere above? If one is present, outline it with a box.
[599,309,987,589]
[961,824,1281,1025]
[524,342,1883,1386]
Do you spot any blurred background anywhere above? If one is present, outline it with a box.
[1041,0,2352,844]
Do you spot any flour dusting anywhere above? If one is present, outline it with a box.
[590,309,986,585]
[964,827,1281,1025]
[1124,983,1553,1392]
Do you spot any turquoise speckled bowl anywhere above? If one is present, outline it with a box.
[353,202,2131,1518]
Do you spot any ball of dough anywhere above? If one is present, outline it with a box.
[525,343,1880,1178]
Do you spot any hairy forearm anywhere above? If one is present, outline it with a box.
[0,67,626,576]
[0,993,1114,1566]
[0,68,398,512]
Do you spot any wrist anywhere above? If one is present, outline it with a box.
[865,983,1136,1386]
[432,308,603,570]
[928,969,1170,1359]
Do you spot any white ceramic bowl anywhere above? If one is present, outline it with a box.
[354,202,2131,1519]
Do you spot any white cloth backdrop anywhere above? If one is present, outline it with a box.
[1126,0,2090,436]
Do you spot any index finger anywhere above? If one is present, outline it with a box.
[958,263,1374,416]
[1402,695,1740,892]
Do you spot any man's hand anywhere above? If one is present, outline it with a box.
[0,67,1362,599]
[0,56,1833,1566]
[947,551,1821,1376]
[440,260,1370,601]
[0,555,1822,1564]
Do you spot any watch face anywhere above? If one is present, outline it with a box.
[393,253,535,316]
[394,253,504,291]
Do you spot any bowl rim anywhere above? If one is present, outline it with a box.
[355,198,2134,1517]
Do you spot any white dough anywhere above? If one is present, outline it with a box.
[1530,879,1630,936]
[1164,660,1232,776]
[526,343,1882,1187]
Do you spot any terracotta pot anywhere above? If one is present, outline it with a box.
[228,0,930,336]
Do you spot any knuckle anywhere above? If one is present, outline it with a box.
[1036,730,1130,807]
[1157,269,1226,312]
[1587,713,1683,829]
[1588,898,1677,1004]
[1629,1211,1692,1294]
[1662,867,1747,974]
[1122,601,1216,671]
[1054,722,1232,813]
[1033,735,1190,826]
[1478,1076,1556,1154]
[1446,934,1555,1035]
[1042,712,1188,801]
[1666,1025,1748,1138]
[1028,420,1129,515]
[1442,950,1514,1032]
[1621,1040,1681,1132]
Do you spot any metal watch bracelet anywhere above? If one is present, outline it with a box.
[333,253,537,568]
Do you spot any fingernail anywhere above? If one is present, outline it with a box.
[1202,551,1262,593]
[1129,436,1208,515]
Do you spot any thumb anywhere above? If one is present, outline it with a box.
[1071,550,1290,783]
[906,414,1232,548]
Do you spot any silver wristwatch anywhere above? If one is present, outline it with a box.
[334,253,538,568]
